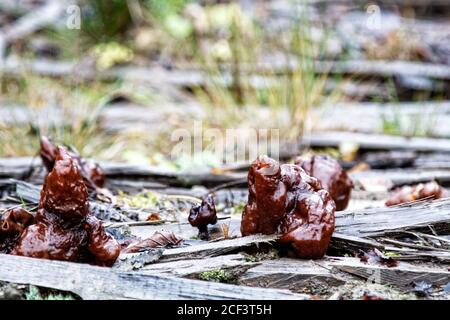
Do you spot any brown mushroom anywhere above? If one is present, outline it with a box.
[189,194,217,240]
[241,156,336,259]
[11,146,120,267]
[385,181,447,206]
[0,207,34,253]
[39,136,106,189]
[295,155,353,210]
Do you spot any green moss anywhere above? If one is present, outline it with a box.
[230,203,245,215]
[25,286,76,300]
[244,249,279,262]
[199,269,236,283]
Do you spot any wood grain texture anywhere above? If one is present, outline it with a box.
[0,253,308,300]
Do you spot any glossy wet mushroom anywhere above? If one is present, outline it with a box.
[295,155,353,211]
[11,146,120,266]
[385,181,447,206]
[188,194,217,240]
[241,155,336,259]
[39,136,106,189]
[0,207,35,253]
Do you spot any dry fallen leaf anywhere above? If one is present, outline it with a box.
[123,231,183,253]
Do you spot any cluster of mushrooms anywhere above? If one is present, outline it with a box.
[189,155,353,259]
[1,144,120,266]
[189,154,448,259]
[1,135,447,265]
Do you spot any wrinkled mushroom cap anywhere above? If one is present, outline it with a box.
[241,156,336,259]
[189,194,217,229]
[40,146,89,221]
[295,155,353,211]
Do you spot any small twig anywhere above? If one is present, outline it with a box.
[381,238,449,252]
[427,225,439,237]
[164,194,202,204]
[404,231,450,247]
[207,178,247,196]
[105,220,172,228]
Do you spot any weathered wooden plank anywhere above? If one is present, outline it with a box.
[414,153,450,170]
[134,254,347,291]
[160,234,278,262]
[0,253,307,300]
[331,234,450,262]
[332,258,450,290]
[3,159,239,191]
[3,56,450,87]
[0,102,203,131]
[136,252,450,293]
[7,158,450,191]
[314,101,450,137]
[335,199,450,237]
[302,131,450,153]
[239,257,345,290]
[137,254,255,276]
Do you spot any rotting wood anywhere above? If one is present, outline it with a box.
[414,153,450,170]
[137,253,255,276]
[330,234,450,262]
[6,101,450,138]
[332,258,450,290]
[127,253,450,293]
[302,131,450,153]
[0,253,307,300]
[121,253,347,292]
[159,234,279,262]
[335,199,450,237]
[238,257,346,290]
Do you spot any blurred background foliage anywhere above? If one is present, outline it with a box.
[1,0,446,169]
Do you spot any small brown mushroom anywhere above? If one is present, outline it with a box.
[1,208,34,236]
[189,194,217,240]
[295,155,353,211]
[0,208,35,253]
[385,181,447,206]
